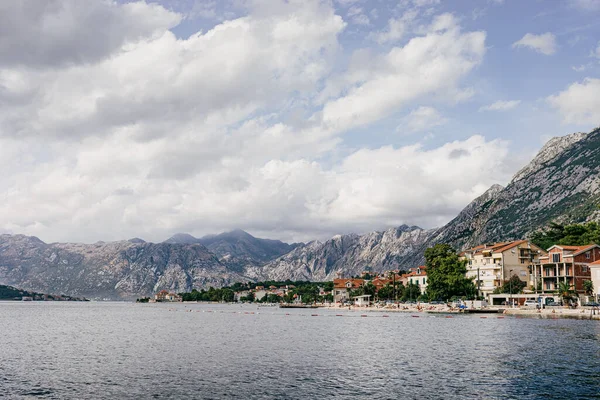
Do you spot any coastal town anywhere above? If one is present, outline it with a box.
[146,233,600,320]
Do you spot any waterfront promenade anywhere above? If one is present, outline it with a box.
[322,303,600,320]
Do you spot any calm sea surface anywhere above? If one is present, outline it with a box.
[1,302,599,399]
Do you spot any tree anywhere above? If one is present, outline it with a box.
[530,222,600,250]
[494,274,527,294]
[221,288,235,302]
[424,244,476,301]
[557,281,575,305]
[363,282,376,298]
[377,284,394,301]
[583,280,594,296]
[401,282,421,302]
[241,292,255,302]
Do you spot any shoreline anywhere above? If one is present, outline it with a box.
[321,304,600,320]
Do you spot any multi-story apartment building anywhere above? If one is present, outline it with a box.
[460,240,547,300]
[536,244,599,298]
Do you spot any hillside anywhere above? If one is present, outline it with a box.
[166,229,299,272]
[260,225,435,281]
[428,127,600,249]
[0,284,86,301]
[0,235,245,300]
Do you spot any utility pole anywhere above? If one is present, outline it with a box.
[509,269,513,308]
[477,267,481,299]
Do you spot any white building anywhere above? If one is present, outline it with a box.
[460,240,546,300]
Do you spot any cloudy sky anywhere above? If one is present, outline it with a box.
[1,0,599,244]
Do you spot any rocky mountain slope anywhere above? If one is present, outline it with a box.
[0,235,245,300]
[260,225,435,281]
[428,127,600,250]
[165,229,299,272]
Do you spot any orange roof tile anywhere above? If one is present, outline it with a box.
[493,240,528,254]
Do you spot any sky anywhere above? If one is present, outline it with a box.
[0,0,599,244]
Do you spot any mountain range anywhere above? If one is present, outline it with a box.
[1,128,599,299]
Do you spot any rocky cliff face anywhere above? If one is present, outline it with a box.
[0,235,245,300]
[260,225,435,281]
[428,127,600,250]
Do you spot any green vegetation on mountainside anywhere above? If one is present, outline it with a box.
[530,222,600,250]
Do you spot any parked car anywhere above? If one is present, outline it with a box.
[523,300,538,307]
[583,302,600,307]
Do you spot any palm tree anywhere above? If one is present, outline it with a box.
[557,281,575,306]
[583,280,594,297]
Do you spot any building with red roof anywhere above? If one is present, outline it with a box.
[537,244,600,298]
[460,240,547,301]
[332,278,364,303]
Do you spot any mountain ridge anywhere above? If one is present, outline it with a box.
[1,129,599,297]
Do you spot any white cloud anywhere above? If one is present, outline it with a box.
[479,100,521,112]
[570,0,600,11]
[0,135,509,243]
[370,10,418,44]
[547,78,600,125]
[412,0,440,7]
[512,32,557,55]
[321,13,486,133]
[347,6,370,25]
[0,2,497,243]
[0,0,181,67]
[399,106,447,133]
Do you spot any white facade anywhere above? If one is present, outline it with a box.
[461,241,546,301]
[590,261,600,301]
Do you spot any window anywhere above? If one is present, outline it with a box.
[552,253,560,263]
[586,252,591,259]
[521,259,525,264]
[423,278,426,285]
[545,267,551,276]
[545,281,551,290]
[583,266,588,273]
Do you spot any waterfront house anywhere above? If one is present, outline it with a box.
[400,266,428,294]
[460,240,546,300]
[536,244,599,299]
[332,278,364,303]
[154,290,182,302]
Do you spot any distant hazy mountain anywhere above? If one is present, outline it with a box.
[1,128,599,297]
[0,234,244,300]
[165,229,300,272]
